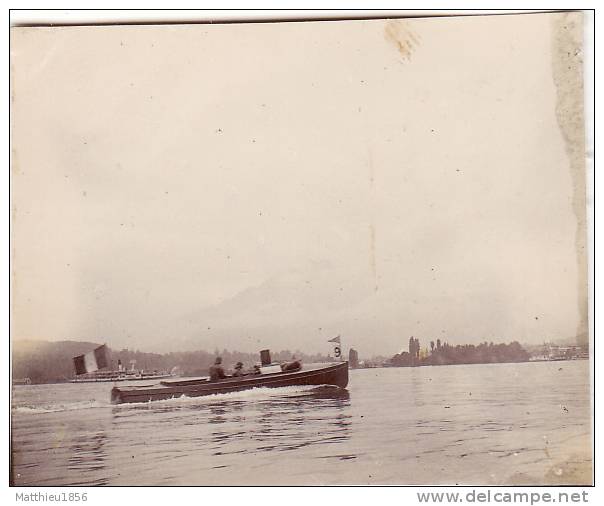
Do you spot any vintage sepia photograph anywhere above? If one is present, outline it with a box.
[9,10,593,487]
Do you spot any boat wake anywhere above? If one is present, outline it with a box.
[12,399,112,415]
[12,385,347,414]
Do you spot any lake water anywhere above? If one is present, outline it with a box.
[11,360,592,486]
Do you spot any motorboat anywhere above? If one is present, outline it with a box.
[111,359,348,404]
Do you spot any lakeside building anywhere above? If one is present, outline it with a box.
[529,344,589,361]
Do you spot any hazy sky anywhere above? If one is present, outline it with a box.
[11,13,586,357]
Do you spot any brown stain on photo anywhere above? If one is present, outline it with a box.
[384,20,421,61]
[505,453,592,486]
[369,223,377,292]
[550,12,588,347]
[367,146,377,292]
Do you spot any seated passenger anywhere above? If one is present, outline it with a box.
[233,362,246,377]
[209,357,227,381]
[281,358,302,372]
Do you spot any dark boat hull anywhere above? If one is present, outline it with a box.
[111,361,349,404]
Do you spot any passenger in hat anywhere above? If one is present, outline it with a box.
[209,356,226,381]
[233,361,246,377]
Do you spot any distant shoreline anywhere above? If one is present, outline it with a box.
[12,356,589,386]
[353,356,589,370]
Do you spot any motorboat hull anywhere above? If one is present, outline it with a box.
[110,361,349,404]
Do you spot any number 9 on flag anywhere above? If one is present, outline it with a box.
[334,345,341,358]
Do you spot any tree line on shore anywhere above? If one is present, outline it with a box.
[389,337,529,367]
[13,337,532,384]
